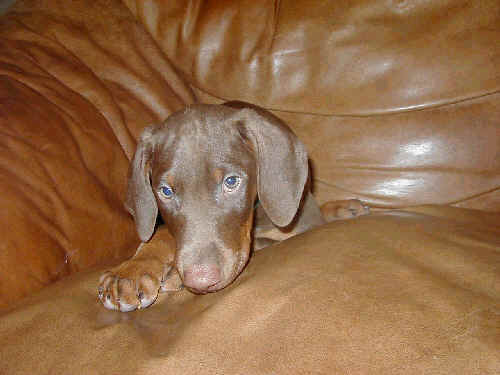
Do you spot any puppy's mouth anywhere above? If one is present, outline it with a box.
[184,252,250,294]
[185,278,223,294]
[186,285,219,295]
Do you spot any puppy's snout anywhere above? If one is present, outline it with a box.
[183,263,221,293]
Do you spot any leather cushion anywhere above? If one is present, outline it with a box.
[1,206,498,374]
[124,0,500,115]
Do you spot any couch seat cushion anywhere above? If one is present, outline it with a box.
[1,206,498,374]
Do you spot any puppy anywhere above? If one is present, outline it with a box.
[98,102,368,311]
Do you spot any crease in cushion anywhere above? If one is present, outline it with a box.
[0,206,498,374]
[6,0,196,154]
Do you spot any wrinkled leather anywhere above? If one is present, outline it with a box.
[0,0,194,308]
[1,207,498,374]
[124,0,500,115]
[126,0,500,211]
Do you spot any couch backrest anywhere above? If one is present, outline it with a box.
[124,0,500,211]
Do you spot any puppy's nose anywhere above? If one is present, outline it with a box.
[183,263,221,293]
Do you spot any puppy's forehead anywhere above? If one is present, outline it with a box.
[161,105,238,144]
[153,104,251,170]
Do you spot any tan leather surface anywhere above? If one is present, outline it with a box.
[1,207,498,374]
[0,0,194,307]
[124,0,500,115]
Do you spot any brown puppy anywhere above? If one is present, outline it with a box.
[98,102,368,311]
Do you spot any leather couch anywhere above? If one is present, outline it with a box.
[0,0,498,373]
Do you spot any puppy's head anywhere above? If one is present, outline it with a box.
[126,103,308,293]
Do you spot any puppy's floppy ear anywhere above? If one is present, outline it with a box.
[233,106,309,227]
[125,125,159,242]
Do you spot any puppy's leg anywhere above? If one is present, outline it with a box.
[320,199,370,221]
[98,227,181,312]
[253,192,326,248]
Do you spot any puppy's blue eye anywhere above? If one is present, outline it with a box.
[224,176,240,190]
[160,186,174,198]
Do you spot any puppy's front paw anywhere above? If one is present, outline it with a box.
[98,258,172,312]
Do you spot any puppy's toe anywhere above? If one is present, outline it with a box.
[321,199,370,221]
[135,273,160,309]
[98,272,125,311]
[116,278,141,312]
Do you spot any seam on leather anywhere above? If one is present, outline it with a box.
[190,83,500,118]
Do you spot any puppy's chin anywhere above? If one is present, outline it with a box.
[185,286,214,295]
[184,279,231,295]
